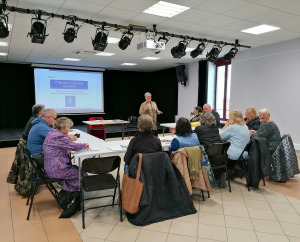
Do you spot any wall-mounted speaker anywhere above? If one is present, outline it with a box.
[176,65,187,86]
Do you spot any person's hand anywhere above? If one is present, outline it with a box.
[85,143,89,150]
[249,130,256,135]
[69,134,77,141]
[222,120,230,130]
[158,110,163,115]
[144,105,149,111]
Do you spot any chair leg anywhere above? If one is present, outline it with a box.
[26,182,37,220]
[81,187,85,229]
[117,176,123,222]
[207,191,210,198]
[262,177,266,186]
[201,189,205,201]
[45,183,63,208]
[225,167,232,193]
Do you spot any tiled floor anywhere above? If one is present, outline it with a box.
[2,142,300,242]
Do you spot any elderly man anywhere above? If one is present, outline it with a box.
[203,104,220,128]
[23,104,45,140]
[27,108,58,164]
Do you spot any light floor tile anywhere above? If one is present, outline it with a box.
[94,207,122,225]
[274,210,300,224]
[81,222,115,240]
[286,196,300,204]
[288,236,300,242]
[222,196,246,207]
[197,224,227,241]
[169,220,198,237]
[198,212,225,227]
[268,201,296,213]
[256,232,289,242]
[166,234,197,242]
[197,239,223,242]
[142,220,171,233]
[226,228,257,242]
[241,191,266,201]
[252,219,284,234]
[199,200,224,215]
[136,229,167,242]
[245,199,271,210]
[106,225,141,242]
[280,222,300,237]
[175,211,199,223]
[225,215,253,230]
[248,208,277,220]
[263,193,289,203]
[223,205,249,218]
[81,236,105,242]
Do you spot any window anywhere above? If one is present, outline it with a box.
[214,59,231,120]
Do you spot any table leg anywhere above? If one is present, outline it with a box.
[163,127,165,137]
[121,124,124,140]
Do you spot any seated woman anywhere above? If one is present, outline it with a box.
[245,107,260,131]
[220,110,250,161]
[194,112,222,150]
[43,117,89,192]
[169,117,199,152]
[124,114,162,169]
[189,106,203,122]
[251,108,281,154]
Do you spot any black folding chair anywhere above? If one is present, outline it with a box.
[24,149,62,220]
[125,116,138,137]
[206,142,231,192]
[80,156,123,229]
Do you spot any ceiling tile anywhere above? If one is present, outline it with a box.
[172,9,216,23]
[199,15,239,28]
[97,7,139,22]
[196,0,248,14]
[224,3,271,19]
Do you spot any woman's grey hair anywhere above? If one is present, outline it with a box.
[200,112,216,126]
[32,104,45,115]
[138,114,153,132]
[144,92,151,97]
[53,117,74,131]
[259,108,270,115]
[41,108,56,117]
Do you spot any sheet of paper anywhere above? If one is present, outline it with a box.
[107,145,127,151]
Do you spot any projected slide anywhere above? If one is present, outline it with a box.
[34,68,104,114]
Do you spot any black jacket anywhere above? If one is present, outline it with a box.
[127,152,196,226]
[246,117,260,131]
[194,125,222,150]
[247,136,274,188]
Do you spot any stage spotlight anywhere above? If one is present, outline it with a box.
[206,44,222,62]
[0,13,9,38]
[171,40,188,59]
[92,27,108,51]
[155,32,170,54]
[63,18,79,43]
[223,47,238,61]
[118,31,134,50]
[190,42,206,58]
[28,18,48,44]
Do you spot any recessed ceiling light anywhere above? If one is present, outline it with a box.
[0,41,8,46]
[0,52,7,56]
[143,1,189,18]
[107,37,120,44]
[121,63,137,66]
[241,24,280,35]
[185,47,195,52]
[142,57,161,60]
[95,52,116,56]
[63,58,81,61]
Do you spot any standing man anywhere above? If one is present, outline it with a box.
[139,92,163,136]
[203,104,220,128]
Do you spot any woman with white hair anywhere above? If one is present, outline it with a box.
[139,92,163,136]
[43,117,89,192]
[251,108,281,154]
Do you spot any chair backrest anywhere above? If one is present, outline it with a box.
[206,142,230,156]
[237,140,252,161]
[82,156,121,174]
[128,116,138,124]
[89,117,105,128]
[24,149,47,180]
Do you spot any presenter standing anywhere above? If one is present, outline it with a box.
[139,92,163,136]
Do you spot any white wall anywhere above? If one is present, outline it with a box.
[230,38,300,149]
[176,62,199,120]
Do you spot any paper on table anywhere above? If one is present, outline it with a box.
[108,145,127,151]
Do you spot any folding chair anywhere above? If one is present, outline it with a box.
[125,116,138,138]
[24,149,62,220]
[80,156,123,229]
[88,117,106,140]
[206,142,231,192]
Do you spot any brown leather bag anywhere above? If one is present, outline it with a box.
[121,153,144,214]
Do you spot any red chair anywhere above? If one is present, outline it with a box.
[88,117,106,140]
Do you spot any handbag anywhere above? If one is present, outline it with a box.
[121,153,144,214]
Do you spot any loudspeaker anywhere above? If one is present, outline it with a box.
[176,65,187,85]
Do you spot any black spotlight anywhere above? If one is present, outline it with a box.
[190,42,206,58]
[28,18,48,44]
[223,47,238,61]
[63,18,79,43]
[171,41,188,59]
[92,27,108,51]
[206,44,222,62]
[118,31,133,50]
[0,13,9,38]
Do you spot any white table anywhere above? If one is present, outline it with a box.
[160,123,196,136]
[82,120,130,140]
[70,129,173,167]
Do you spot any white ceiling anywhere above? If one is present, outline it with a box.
[2,0,300,71]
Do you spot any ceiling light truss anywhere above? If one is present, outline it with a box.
[1,3,251,53]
